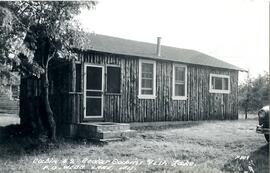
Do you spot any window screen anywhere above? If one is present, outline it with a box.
[107,66,121,93]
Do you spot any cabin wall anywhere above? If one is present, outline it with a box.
[48,60,82,136]
[77,51,238,123]
[19,60,81,136]
[19,51,239,132]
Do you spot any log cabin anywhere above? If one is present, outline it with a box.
[20,32,245,138]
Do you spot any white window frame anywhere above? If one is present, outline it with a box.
[209,74,230,94]
[138,59,156,99]
[172,64,187,100]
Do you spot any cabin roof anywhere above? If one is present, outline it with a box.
[72,32,245,71]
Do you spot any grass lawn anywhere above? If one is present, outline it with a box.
[0,115,269,173]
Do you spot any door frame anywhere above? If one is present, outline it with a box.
[83,63,104,120]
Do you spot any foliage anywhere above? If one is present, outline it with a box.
[0,1,96,78]
[0,1,96,140]
[238,72,269,112]
[0,71,19,97]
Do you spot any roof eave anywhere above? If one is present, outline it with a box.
[73,47,245,72]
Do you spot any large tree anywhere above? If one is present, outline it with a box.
[0,1,96,141]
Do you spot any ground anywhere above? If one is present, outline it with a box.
[0,114,269,173]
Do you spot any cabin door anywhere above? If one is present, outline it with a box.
[84,64,104,120]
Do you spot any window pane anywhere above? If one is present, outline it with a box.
[223,78,229,90]
[175,67,185,82]
[142,63,153,73]
[175,84,185,96]
[213,77,222,90]
[86,66,102,90]
[107,66,121,93]
[142,89,153,95]
[142,72,153,78]
[142,79,153,88]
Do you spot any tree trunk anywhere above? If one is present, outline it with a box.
[245,70,250,120]
[41,57,56,141]
[19,28,57,141]
[245,108,247,119]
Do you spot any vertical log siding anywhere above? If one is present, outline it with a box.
[20,50,239,129]
[77,51,238,123]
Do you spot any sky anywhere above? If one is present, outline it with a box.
[77,0,269,83]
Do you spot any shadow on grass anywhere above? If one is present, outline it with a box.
[0,124,105,158]
[0,124,55,157]
[223,143,269,173]
[133,121,202,131]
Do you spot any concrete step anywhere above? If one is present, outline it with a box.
[80,122,130,132]
[95,130,136,139]
[91,137,123,142]
[77,122,136,141]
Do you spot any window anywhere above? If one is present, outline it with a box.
[106,66,121,94]
[209,74,230,94]
[172,64,187,100]
[138,59,156,99]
